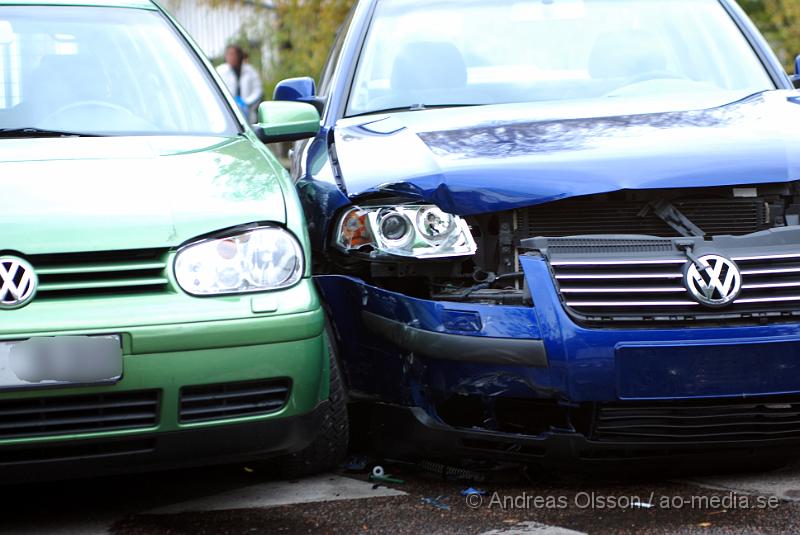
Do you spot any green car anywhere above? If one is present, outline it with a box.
[0,0,347,480]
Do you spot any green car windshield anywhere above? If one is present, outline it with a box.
[347,0,776,117]
[0,6,239,136]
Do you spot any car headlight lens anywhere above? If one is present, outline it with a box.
[175,226,304,296]
[335,205,476,259]
[416,206,457,241]
[378,210,413,244]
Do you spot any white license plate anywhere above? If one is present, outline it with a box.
[0,335,122,390]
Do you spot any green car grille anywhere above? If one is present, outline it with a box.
[179,379,292,423]
[0,390,160,439]
[30,248,171,299]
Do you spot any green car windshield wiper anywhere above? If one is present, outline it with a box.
[349,103,480,118]
[0,127,103,138]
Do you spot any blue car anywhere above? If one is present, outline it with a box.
[278,0,800,465]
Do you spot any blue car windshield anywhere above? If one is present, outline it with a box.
[0,6,239,136]
[347,0,776,117]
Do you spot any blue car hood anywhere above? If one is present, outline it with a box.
[332,90,800,215]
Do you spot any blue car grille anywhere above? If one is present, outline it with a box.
[551,252,800,324]
[593,396,800,442]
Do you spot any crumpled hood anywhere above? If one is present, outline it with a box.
[0,136,285,255]
[333,91,800,215]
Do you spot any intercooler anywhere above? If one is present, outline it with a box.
[514,196,769,238]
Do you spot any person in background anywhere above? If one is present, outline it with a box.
[216,44,263,123]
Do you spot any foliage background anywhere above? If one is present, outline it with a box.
[213,0,800,98]
[742,0,800,69]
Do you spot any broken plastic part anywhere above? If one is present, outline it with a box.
[421,495,451,510]
[639,199,706,238]
[369,465,405,484]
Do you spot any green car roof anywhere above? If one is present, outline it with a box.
[0,0,156,9]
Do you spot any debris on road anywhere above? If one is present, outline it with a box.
[421,495,451,511]
[417,460,486,482]
[343,456,371,472]
[369,465,405,485]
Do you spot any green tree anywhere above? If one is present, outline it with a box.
[744,0,800,71]
[267,0,354,93]
[194,0,354,98]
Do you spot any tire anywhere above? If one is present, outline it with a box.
[277,322,349,478]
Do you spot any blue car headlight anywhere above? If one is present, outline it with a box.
[335,205,477,259]
[175,226,304,296]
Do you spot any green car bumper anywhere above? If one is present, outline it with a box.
[0,279,329,479]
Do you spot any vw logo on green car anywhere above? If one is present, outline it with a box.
[0,0,347,480]
[0,257,37,309]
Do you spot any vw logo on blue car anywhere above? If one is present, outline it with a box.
[685,255,742,308]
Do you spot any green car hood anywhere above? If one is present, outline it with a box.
[0,135,285,255]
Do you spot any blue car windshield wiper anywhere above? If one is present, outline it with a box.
[0,127,104,138]
[348,103,480,118]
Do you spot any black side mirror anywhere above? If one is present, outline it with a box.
[793,55,800,89]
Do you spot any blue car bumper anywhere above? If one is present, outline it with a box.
[317,255,800,462]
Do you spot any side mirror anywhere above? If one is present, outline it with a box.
[254,101,321,144]
[274,77,326,114]
[793,55,800,89]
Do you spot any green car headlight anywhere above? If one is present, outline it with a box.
[175,226,304,296]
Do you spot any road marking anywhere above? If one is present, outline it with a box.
[481,521,587,535]
[148,474,407,514]
[682,461,800,501]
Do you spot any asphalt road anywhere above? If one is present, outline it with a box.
[4,457,800,534]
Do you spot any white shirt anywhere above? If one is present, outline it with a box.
[216,62,263,122]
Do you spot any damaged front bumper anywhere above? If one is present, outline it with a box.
[317,237,800,462]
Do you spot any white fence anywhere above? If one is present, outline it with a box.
[163,0,273,61]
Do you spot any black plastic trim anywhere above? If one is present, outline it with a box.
[0,402,327,483]
[368,402,800,467]
[362,311,548,367]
